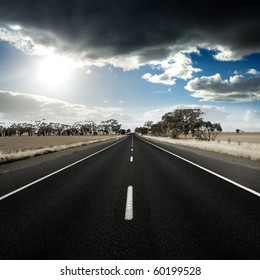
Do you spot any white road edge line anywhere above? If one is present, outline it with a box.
[125,185,133,220]
[140,137,260,198]
[0,137,127,201]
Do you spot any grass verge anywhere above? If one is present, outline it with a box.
[143,135,260,161]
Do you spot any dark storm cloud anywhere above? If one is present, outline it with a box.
[0,0,259,61]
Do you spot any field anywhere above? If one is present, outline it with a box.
[216,132,260,143]
[0,135,121,163]
[144,132,260,161]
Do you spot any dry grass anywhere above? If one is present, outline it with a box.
[144,133,260,161]
[0,135,121,163]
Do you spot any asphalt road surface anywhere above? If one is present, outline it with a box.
[0,134,259,259]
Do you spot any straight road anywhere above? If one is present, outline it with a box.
[0,134,259,259]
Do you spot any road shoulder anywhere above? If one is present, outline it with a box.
[142,136,260,171]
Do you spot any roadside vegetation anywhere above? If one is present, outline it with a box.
[135,109,222,141]
[0,118,130,164]
[0,119,130,137]
[136,108,260,161]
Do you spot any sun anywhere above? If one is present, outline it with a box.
[37,54,73,87]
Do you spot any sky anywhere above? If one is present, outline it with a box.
[0,0,260,131]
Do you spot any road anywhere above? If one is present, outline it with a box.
[0,133,259,259]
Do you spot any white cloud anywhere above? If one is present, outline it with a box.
[94,106,122,113]
[199,44,254,62]
[108,113,139,129]
[0,90,126,125]
[142,72,176,85]
[225,110,260,131]
[0,25,57,57]
[244,110,260,122]
[211,45,243,61]
[9,25,22,31]
[247,69,260,75]
[185,73,260,102]
[142,52,201,85]
[0,90,95,122]
[164,53,202,80]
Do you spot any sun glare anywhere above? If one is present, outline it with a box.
[38,54,73,87]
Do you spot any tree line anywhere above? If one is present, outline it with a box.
[0,119,130,137]
[135,109,222,141]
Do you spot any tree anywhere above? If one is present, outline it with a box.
[236,129,241,133]
[5,123,17,136]
[0,123,6,137]
[192,121,222,141]
[147,108,222,141]
[151,121,165,136]
[0,119,126,137]
[101,119,121,134]
[75,121,96,135]
[144,120,153,129]
[135,126,149,135]
[119,129,126,135]
[161,109,204,138]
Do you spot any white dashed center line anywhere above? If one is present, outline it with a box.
[125,186,133,220]
[130,156,133,162]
